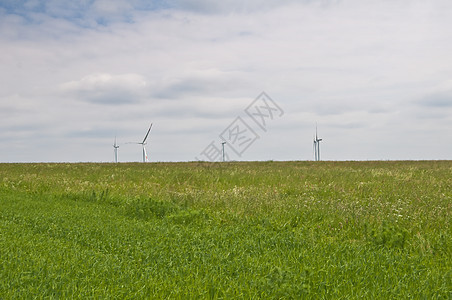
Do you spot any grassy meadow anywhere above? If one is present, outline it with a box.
[0,161,451,298]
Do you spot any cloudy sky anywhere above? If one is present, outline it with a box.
[1,0,451,162]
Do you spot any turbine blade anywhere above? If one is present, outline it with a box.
[142,123,153,143]
[313,140,315,160]
[315,123,318,140]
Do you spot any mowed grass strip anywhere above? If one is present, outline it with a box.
[0,161,451,298]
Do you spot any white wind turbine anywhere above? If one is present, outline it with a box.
[313,124,322,161]
[133,123,153,162]
[113,136,120,163]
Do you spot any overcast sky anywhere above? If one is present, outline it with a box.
[1,0,451,162]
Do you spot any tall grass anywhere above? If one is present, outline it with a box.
[0,161,451,298]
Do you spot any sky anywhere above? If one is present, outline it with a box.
[1,0,451,162]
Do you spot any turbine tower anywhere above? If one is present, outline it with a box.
[138,123,153,162]
[221,141,226,162]
[314,124,322,161]
[313,135,318,161]
[113,136,119,163]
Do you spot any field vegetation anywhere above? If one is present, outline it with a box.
[0,161,451,298]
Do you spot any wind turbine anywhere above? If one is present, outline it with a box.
[314,124,322,161]
[113,136,119,163]
[135,123,153,162]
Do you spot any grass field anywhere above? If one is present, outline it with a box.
[0,161,451,298]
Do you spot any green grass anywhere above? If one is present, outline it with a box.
[0,161,451,298]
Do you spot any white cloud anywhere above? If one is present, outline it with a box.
[60,73,148,104]
[0,0,451,162]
